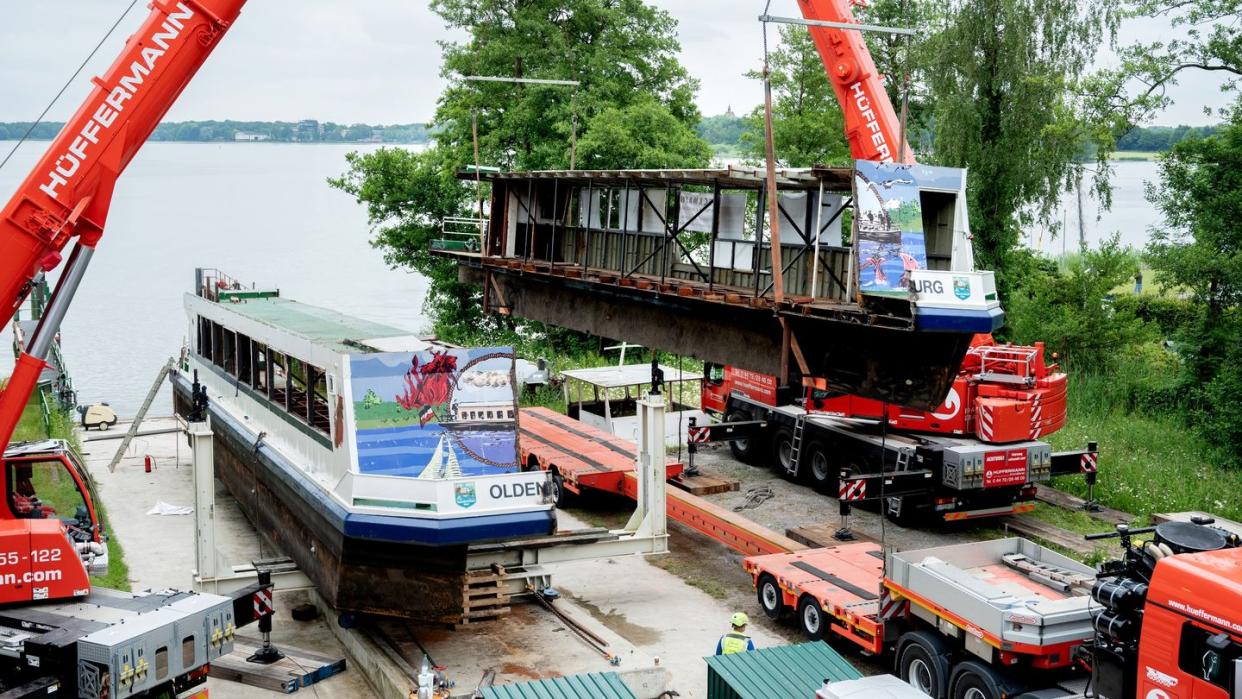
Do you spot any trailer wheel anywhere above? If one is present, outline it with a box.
[897,631,951,698]
[805,440,836,493]
[949,660,1019,699]
[772,427,797,479]
[796,595,826,640]
[550,470,573,507]
[726,410,764,465]
[756,574,786,620]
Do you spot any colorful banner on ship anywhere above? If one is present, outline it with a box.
[348,347,521,478]
[854,159,929,296]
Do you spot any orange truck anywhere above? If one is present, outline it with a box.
[751,517,1242,699]
[695,335,1099,526]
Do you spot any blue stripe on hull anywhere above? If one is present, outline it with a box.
[171,372,556,547]
[345,509,557,546]
[915,306,1005,333]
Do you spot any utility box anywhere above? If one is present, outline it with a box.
[704,642,862,699]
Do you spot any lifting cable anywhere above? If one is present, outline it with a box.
[0,0,140,173]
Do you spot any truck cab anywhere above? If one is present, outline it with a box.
[0,440,107,603]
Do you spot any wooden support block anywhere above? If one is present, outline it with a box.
[786,523,878,548]
[210,639,347,693]
[670,473,739,496]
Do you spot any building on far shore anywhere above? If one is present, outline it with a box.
[234,132,270,142]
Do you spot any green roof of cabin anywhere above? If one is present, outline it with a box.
[214,296,414,354]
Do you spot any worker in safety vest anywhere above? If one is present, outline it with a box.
[715,612,756,655]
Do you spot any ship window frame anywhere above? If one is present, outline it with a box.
[237,333,253,386]
[252,341,268,393]
[309,365,329,436]
[269,349,290,412]
[211,321,224,369]
[181,635,195,668]
[221,327,237,377]
[287,357,308,424]
[155,646,168,681]
[198,316,213,362]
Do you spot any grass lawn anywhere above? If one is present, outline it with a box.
[1045,377,1236,525]
[1112,150,1163,161]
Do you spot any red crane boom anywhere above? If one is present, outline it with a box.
[796,0,914,164]
[0,0,248,451]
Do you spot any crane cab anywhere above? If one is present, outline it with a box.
[0,440,105,604]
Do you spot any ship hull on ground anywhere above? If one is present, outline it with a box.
[172,374,553,621]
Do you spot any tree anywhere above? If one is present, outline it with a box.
[1146,106,1242,461]
[362,389,382,410]
[926,0,1119,284]
[330,0,709,343]
[430,0,702,171]
[741,26,850,168]
[576,97,711,169]
[1095,0,1242,125]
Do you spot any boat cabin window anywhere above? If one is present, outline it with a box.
[5,459,91,534]
[198,317,214,363]
[221,328,237,376]
[252,341,268,393]
[237,334,253,385]
[211,322,224,368]
[287,358,309,423]
[310,368,330,434]
[269,350,290,411]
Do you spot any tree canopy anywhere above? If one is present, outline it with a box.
[741,26,849,168]
[926,0,1120,283]
[329,0,710,344]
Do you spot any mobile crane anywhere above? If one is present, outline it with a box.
[0,2,277,697]
[690,0,1096,526]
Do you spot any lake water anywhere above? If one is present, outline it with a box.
[0,142,431,416]
[2,143,1161,417]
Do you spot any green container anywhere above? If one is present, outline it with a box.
[705,641,863,699]
[482,671,636,699]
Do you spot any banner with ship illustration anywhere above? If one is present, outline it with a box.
[853,159,929,297]
[348,347,521,478]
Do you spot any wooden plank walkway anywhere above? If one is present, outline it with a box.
[1001,515,1109,558]
[1034,485,1134,526]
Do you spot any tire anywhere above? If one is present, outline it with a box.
[771,426,796,479]
[804,440,837,493]
[897,631,952,698]
[796,595,825,641]
[950,660,1020,699]
[756,574,786,620]
[726,410,765,465]
[550,471,573,507]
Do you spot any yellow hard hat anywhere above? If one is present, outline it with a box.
[731,612,749,627]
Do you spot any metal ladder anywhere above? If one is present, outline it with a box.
[786,415,807,477]
[894,448,911,472]
[106,358,173,473]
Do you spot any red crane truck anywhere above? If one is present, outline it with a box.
[0,3,278,697]
[690,0,1097,526]
[697,334,1099,526]
[750,517,1242,699]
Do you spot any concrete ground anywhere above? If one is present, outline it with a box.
[77,420,800,698]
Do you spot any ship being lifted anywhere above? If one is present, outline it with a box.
[434,160,1002,409]
[172,269,555,621]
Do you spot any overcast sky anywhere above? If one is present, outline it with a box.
[0,1,1230,127]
